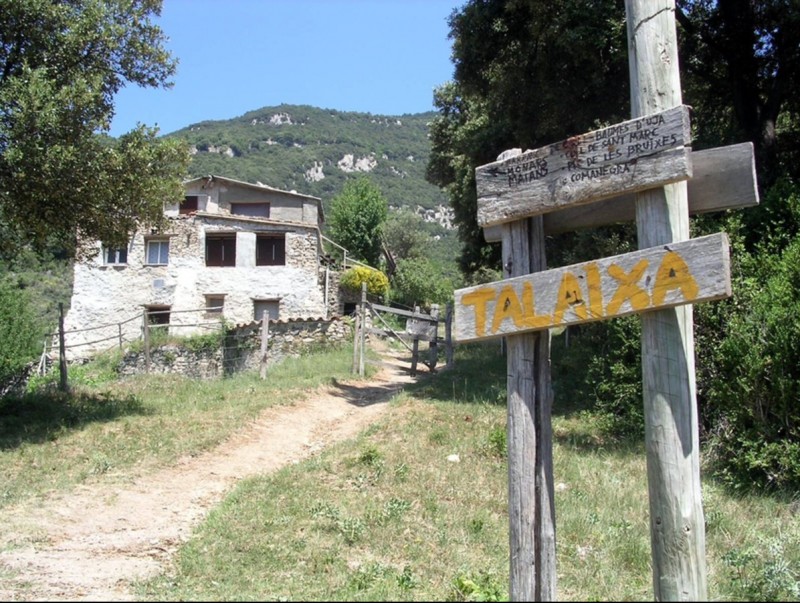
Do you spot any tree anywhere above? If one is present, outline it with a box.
[427,0,630,276]
[383,209,430,261]
[0,0,190,259]
[388,257,454,311]
[327,176,388,268]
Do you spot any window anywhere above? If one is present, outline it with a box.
[231,202,269,218]
[103,245,128,265]
[256,234,285,266]
[253,299,280,322]
[206,233,236,267]
[180,195,199,215]
[146,304,171,326]
[205,294,225,314]
[146,239,169,265]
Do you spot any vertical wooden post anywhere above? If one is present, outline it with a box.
[503,217,556,601]
[351,312,360,375]
[410,305,420,377]
[259,313,269,380]
[142,308,151,373]
[118,323,123,349]
[58,303,68,392]
[428,304,439,371]
[358,282,367,376]
[445,302,454,369]
[625,1,707,599]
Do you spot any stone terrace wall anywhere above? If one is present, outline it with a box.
[117,316,353,379]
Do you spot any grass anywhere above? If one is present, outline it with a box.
[2,340,798,600]
[0,343,370,506]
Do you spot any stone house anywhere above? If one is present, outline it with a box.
[64,175,342,358]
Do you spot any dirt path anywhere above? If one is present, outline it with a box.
[0,348,418,601]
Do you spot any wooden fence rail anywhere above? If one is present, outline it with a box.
[352,283,454,377]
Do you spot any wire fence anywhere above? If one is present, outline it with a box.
[42,305,228,389]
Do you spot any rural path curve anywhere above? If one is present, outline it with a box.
[0,346,419,602]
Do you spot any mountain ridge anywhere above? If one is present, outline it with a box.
[165,103,454,231]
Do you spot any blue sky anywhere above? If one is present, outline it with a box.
[109,0,466,137]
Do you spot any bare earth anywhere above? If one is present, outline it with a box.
[0,348,418,602]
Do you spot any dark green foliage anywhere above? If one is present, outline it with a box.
[328,176,388,267]
[699,236,800,491]
[0,0,189,259]
[427,0,630,277]
[388,257,455,311]
[0,278,43,385]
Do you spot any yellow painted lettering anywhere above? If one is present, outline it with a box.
[520,281,552,329]
[585,263,604,319]
[606,260,650,315]
[491,285,526,333]
[552,271,587,324]
[461,288,496,337]
[651,251,699,306]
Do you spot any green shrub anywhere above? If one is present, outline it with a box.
[0,278,41,385]
[701,237,800,491]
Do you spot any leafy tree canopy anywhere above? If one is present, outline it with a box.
[328,176,388,268]
[429,0,800,275]
[0,0,190,259]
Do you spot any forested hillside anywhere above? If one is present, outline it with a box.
[167,104,452,225]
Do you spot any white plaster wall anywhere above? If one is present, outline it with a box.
[64,217,327,359]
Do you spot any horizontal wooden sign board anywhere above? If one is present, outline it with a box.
[476,105,692,227]
[482,142,758,241]
[454,232,730,342]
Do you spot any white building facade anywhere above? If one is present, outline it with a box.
[64,175,338,358]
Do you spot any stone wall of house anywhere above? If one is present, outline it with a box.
[117,316,353,378]
[64,215,329,359]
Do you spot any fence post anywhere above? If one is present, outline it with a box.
[410,305,420,377]
[445,302,454,369]
[358,282,367,376]
[58,303,68,392]
[260,312,269,380]
[428,304,439,371]
[142,308,150,373]
[351,312,360,375]
[118,323,123,349]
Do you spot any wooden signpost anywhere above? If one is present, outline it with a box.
[455,233,731,342]
[476,105,692,227]
[453,2,759,600]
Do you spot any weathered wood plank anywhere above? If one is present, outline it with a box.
[454,232,730,342]
[502,217,556,601]
[476,105,692,227]
[367,326,439,343]
[370,302,435,321]
[482,142,758,241]
[626,1,708,599]
[406,317,438,341]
